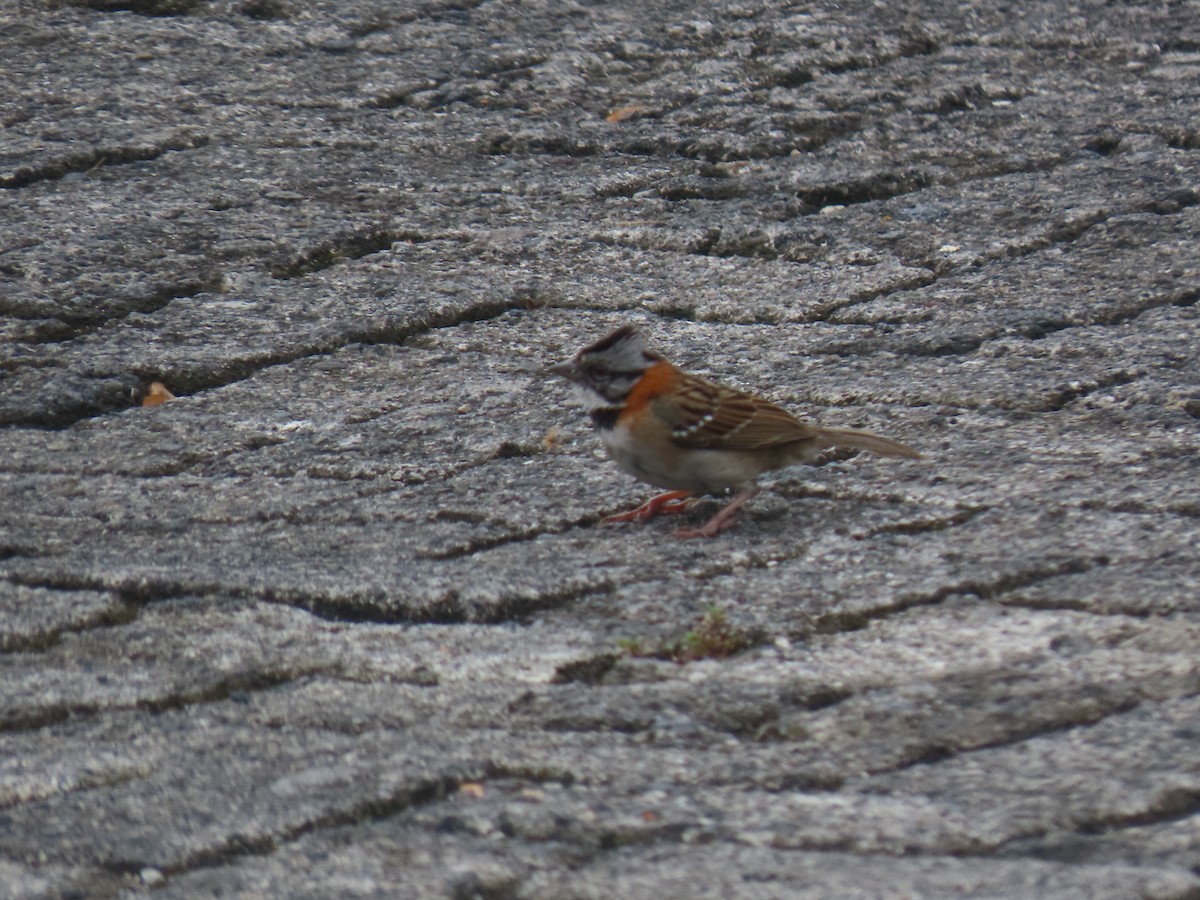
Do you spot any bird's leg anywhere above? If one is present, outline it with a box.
[674,487,760,539]
[602,490,696,524]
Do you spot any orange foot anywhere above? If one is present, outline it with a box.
[674,487,759,539]
[602,490,696,525]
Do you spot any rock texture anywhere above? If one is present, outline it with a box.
[1,0,1198,896]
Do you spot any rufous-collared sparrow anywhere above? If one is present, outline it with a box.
[551,324,921,538]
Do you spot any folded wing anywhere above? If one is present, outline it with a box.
[658,376,819,450]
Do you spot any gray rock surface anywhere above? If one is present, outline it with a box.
[1,0,1198,896]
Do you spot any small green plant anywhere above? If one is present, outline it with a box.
[616,636,648,656]
[676,606,755,662]
[618,607,757,664]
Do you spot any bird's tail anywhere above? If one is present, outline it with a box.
[810,426,922,459]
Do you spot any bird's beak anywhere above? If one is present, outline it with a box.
[548,359,579,382]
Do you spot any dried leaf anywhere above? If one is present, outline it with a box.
[142,382,176,407]
[606,104,649,123]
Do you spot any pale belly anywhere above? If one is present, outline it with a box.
[599,425,763,495]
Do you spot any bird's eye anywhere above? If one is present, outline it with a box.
[587,361,610,377]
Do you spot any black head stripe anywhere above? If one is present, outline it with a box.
[580,324,639,357]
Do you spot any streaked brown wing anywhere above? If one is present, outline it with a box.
[655,374,818,450]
